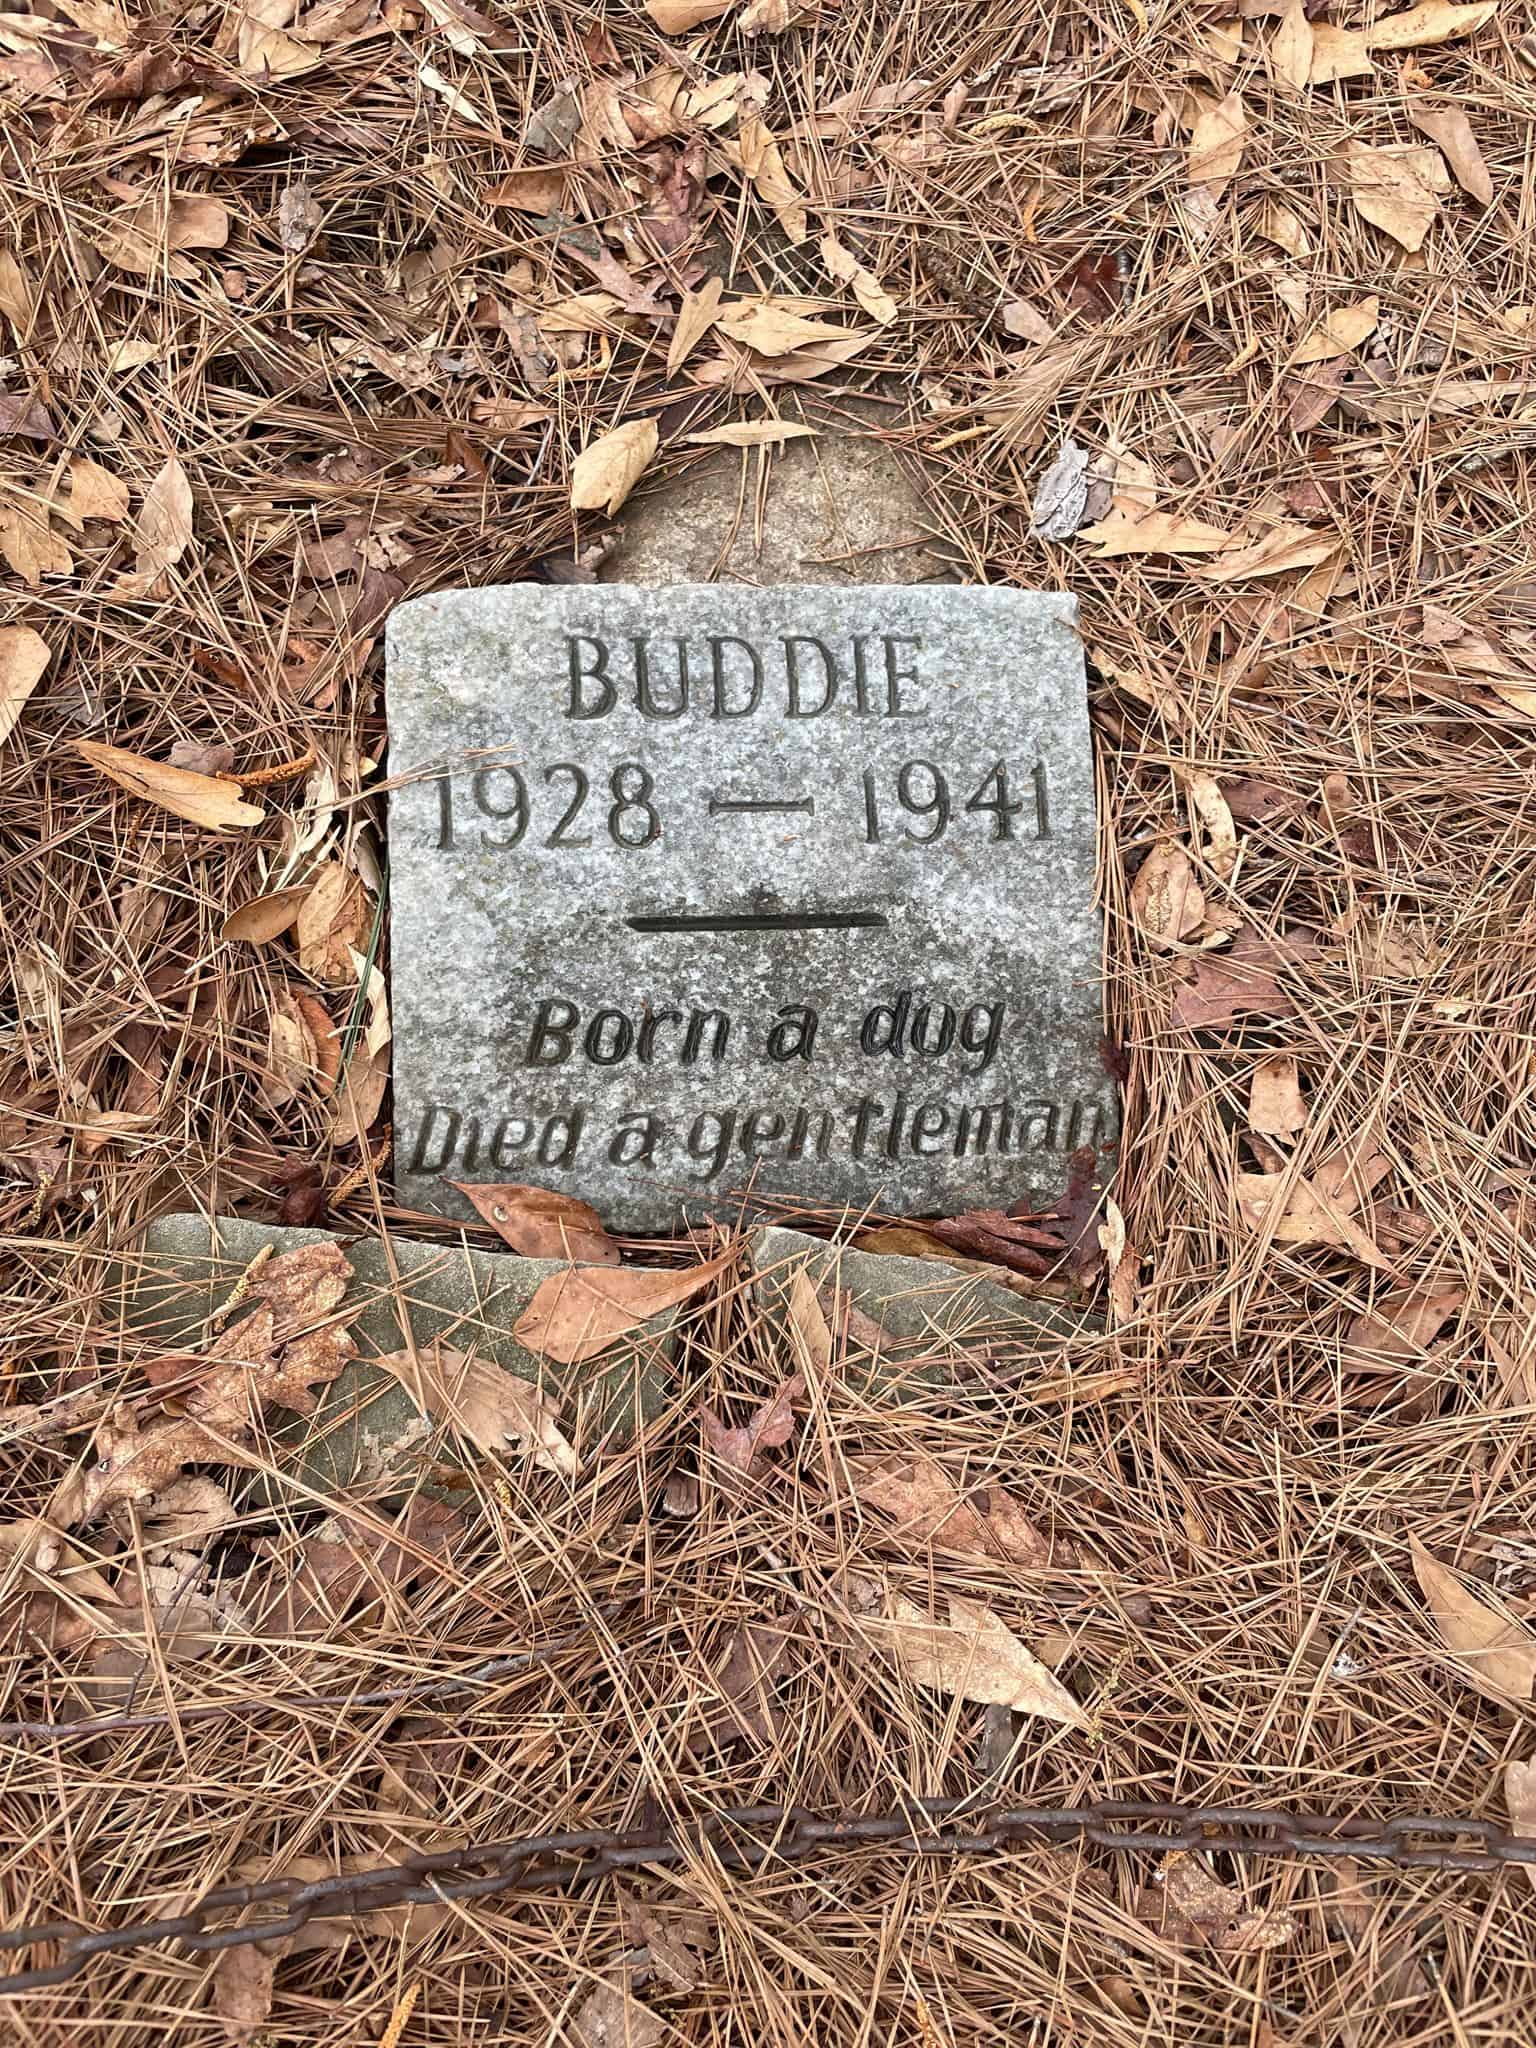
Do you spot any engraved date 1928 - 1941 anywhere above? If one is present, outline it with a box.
[433,758,1050,851]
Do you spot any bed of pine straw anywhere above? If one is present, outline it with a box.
[3,0,1536,2042]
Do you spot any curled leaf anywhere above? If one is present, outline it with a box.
[76,741,262,830]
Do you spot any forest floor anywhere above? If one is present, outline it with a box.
[2,0,1535,2042]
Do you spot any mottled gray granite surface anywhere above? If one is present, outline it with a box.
[387,583,1114,1231]
[127,1216,676,1495]
[751,1225,1085,1372]
[604,417,954,586]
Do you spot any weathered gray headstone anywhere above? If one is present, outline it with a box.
[126,1216,677,1495]
[387,584,1116,1231]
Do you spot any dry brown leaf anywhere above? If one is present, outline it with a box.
[1199,521,1337,580]
[1292,297,1378,364]
[1347,143,1449,251]
[238,0,321,78]
[452,1182,619,1264]
[785,1268,834,1376]
[570,418,659,516]
[76,741,262,830]
[60,456,130,527]
[1408,104,1493,204]
[1257,200,1312,256]
[877,1592,1091,1729]
[701,1373,803,1478]
[1139,1852,1298,1952]
[376,1342,576,1477]
[715,299,854,357]
[1079,508,1231,557]
[1346,1284,1464,1366]
[645,0,730,27]
[0,625,50,753]
[728,105,809,245]
[1129,839,1205,947]
[1506,1760,1536,1855]
[1307,22,1375,82]
[572,1976,665,2048]
[849,1453,1059,1567]
[262,987,338,1106]
[1367,0,1497,49]
[0,249,34,330]
[819,231,898,323]
[1410,1535,1536,1707]
[667,274,723,377]
[684,420,818,448]
[1187,90,1247,197]
[294,859,371,982]
[0,499,71,585]
[1249,1054,1307,1137]
[1271,0,1314,86]
[0,1518,120,1653]
[222,883,311,944]
[1236,1168,1387,1266]
[1178,768,1238,878]
[97,193,231,279]
[277,1496,462,1636]
[484,166,568,212]
[516,1248,734,1364]
[213,1941,278,2044]
[127,453,195,586]
[693,330,870,390]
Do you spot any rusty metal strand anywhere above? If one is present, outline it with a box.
[3,1796,1535,1995]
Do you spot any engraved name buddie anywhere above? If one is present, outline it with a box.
[387,585,1117,1231]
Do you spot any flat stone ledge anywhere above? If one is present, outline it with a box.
[749,1225,1089,1380]
[125,1216,678,1496]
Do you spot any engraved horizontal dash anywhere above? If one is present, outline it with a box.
[628,911,889,934]
[708,795,815,816]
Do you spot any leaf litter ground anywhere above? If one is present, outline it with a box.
[2,1,1535,2043]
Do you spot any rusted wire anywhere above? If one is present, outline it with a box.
[3,1796,1533,1995]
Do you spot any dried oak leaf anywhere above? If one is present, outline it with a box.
[1248,1054,1308,1137]
[875,1591,1091,1729]
[0,390,55,440]
[847,1453,1062,1567]
[375,1342,576,1478]
[700,1373,803,1479]
[1169,926,1320,1031]
[695,1619,798,1748]
[1129,838,1204,947]
[149,1244,357,1429]
[453,1182,618,1264]
[621,1897,712,1991]
[276,1496,462,1636]
[1410,1534,1536,1707]
[1345,1285,1464,1368]
[73,1404,234,1524]
[516,1246,733,1364]
[572,1976,664,2048]
[1138,1852,1298,1952]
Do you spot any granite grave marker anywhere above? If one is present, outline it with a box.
[387,584,1116,1230]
